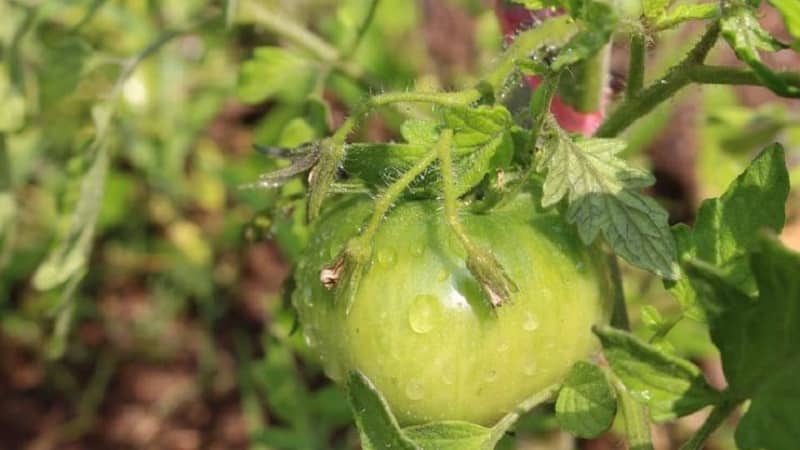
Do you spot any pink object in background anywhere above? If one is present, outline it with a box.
[494,1,605,136]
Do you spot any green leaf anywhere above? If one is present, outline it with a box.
[643,0,669,19]
[346,372,420,450]
[40,35,92,104]
[721,4,799,97]
[555,362,617,438]
[767,0,800,44]
[552,2,616,71]
[736,358,800,450]
[595,326,720,421]
[401,119,441,145]
[237,47,318,104]
[654,3,719,30]
[33,105,112,290]
[403,422,492,450]
[0,69,25,132]
[686,235,800,449]
[666,144,789,318]
[537,124,678,279]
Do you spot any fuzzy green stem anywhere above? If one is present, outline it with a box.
[349,145,439,255]
[596,22,721,137]
[370,90,482,108]
[530,74,560,146]
[679,399,739,450]
[688,65,800,86]
[611,373,654,450]
[626,34,646,100]
[608,253,631,331]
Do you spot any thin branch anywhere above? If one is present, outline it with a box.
[626,34,646,100]
[679,399,739,450]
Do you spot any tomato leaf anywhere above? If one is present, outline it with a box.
[595,326,720,421]
[237,47,318,104]
[721,4,799,98]
[403,421,492,450]
[537,122,679,279]
[653,3,719,30]
[551,2,615,71]
[40,35,91,105]
[33,105,112,290]
[665,144,789,319]
[685,235,800,449]
[642,0,669,19]
[555,361,617,438]
[767,0,800,46]
[346,372,420,450]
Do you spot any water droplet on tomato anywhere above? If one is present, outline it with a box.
[408,295,442,334]
[377,247,396,266]
[304,333,316,348]
[523,359,537,376]
[412,245,425,257]
[523,312,539,331]
[405,380,424,400]
[485,370,497,382]
[436,269,449,282]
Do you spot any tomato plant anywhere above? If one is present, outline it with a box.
[3,0,799,449]
[240,0,800,446]
[294,190,612,426]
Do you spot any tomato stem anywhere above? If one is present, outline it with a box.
[437,130,517,307]
[679,398,739,450]
[626,34,646,100]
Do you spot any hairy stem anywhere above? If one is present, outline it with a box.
[608,253,631,331]
[349,145,439,255]
[530,74,560,145]
[436,130,473,250]
[626,34,646,100]
[611,373,655,450]
[688,65,800,86]
[596,22,720,137]
[370,90,482,108]
[679,399,739,450]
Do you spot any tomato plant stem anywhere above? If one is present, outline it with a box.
[370,90,482,107]
[610,372,655,450]
[436,130,476,253]
[349,145,440,256]
[679,399,739,450]
[529,75,560,145]
[626,34,646,100]
[596,22,720,137]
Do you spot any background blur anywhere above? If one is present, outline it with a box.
[0,1,798,449]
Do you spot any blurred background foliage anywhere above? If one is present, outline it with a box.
[0,0,798,449]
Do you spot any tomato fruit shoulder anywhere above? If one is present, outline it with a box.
[293,190,613,426]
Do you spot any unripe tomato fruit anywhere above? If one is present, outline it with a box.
[293,190,613,426]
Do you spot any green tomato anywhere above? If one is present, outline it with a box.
[293,190,613,426]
